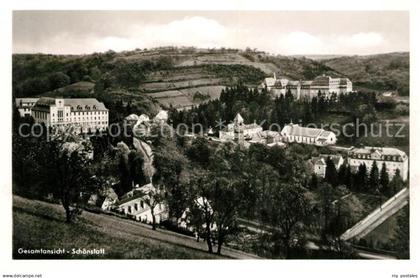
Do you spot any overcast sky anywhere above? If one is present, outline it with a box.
[13,11,409,55]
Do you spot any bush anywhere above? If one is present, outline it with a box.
[395,104,409,115]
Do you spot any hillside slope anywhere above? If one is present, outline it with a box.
[13,195,259,259]
[12,47,344,110]
[13,48,409,111]
[322,52,409,95]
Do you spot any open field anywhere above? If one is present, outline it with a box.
[146,85,225,109]
[13,195,259,259]
[140,78,224,93]
[175,53,280,74]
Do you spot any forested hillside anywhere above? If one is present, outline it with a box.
[323,52,409,96]
[12,48,409,112]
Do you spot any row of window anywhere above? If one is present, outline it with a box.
[76,105,97,110]
[289,136,316,143]
[73,111,107,115]
[33,111,47,120]
[51,122,108,127]
[351,154,404,162]
[126,202,163,214]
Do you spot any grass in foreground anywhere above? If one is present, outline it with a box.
[13,196,219,259]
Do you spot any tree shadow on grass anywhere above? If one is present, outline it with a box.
[13,205,66,224]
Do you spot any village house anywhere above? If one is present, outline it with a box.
[31,97,109,133]
[125,110,168,138]
[89,187,119,211]
[310,154,344,178]
[281,122,337,146]
[154,110,169,123]
[347,146,409,181]
[116,183,168,224]
[218,113,263,142]
[14,98,39,117]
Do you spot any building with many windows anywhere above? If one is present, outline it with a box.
[117,183,168,223]
[348,146,408,181]
[31,97,108,133]
[261,73,352,100]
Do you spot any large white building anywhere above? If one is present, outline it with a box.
[261,73,352,100]
[31,97,109,133]
[348,146,409,181]
[281,123,337,146]
[14,98,39,117]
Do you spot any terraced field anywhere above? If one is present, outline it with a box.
[147,85,225,110]
[114,51,275,110]
[175,53,279,74]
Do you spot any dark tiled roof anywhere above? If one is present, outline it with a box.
[32,97,107,112]
[311,75,330,87]
[64,98,107,111]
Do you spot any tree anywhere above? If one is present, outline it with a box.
[141,185,165,230]
[309,173,318,190]
[325,157,338,187]
[355,163,368,192]
[379,163,390,196]
[370,160,380,193]
[115,142,132,195]
[188,171,215,253]
[261,183,309,258]
[327,200,356,257]
[128,150,147,187]
[153,140,189,222]
[337,163,347,185]
[48,71,70,89]
[45,140,98,223]
[186,137,211,168]
[389,169,404,195]
[211,177,240,254]
[317,183,335,241]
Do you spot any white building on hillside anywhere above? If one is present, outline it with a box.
[14,98,39,117]
[348,146,408,181]
[219,113,263,141]
[261,73,352,100]
[31,97,108,133]
[117,183,168,223]
[308,75,352,99]
[281,123,337,146]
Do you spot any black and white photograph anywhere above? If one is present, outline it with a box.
[1,0,419,277]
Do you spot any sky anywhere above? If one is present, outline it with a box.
[12,11,409,55]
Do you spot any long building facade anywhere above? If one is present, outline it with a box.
[348,146,409,181]
[261,73,352,100]
[31,97,109,133]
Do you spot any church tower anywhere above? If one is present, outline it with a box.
[233,113,245,146]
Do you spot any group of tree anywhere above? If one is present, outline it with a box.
[169,85,378,143]
[310,156,405,199]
